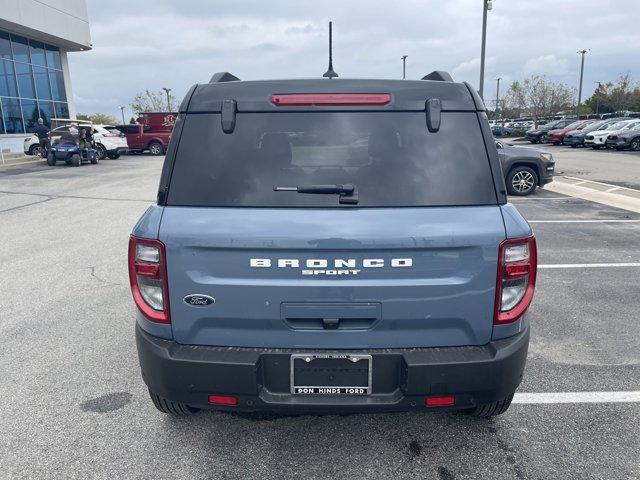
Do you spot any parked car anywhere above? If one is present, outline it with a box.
[130,71,536,418]
[116,124,171,155]
[524,118,575,144]
[584,119,640,149]
[491,125,513,137]
[563,119,621,147]
[605,122,640,150]
[24,123,128,160]
[546,120,594,145]
[495,140,554,195]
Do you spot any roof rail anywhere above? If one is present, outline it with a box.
[209,72,241,83]
[421,71,453,82]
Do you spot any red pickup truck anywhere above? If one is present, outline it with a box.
[117,112,177,155]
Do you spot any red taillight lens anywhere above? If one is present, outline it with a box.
[208,394,238,406]
[271,93,391,106]
[128,236,170,324]
[425,396,455,407]
[494,236,537,325]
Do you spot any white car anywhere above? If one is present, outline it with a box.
[584,119,640,149]
[24,124,129,159]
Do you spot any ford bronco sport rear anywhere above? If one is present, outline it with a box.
[130,71,536,417]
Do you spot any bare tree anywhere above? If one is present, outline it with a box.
[131,90,178,114]
[609,73,634,112]
[502,76,574,125]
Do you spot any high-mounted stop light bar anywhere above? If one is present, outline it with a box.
[271,93,391,106]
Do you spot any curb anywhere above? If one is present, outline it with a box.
[545,177,640,214]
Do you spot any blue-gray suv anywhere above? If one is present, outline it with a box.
[129,71,537,417]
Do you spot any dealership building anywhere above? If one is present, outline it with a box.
[0,0,90,153]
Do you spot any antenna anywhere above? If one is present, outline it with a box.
[323,21,338,78]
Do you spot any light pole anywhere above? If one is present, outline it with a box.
[495,77,501,118]
[119,105,126,124]
[594,81,602,117]
[162,87,172,112]
[479,0,493,100]
[401,55,408,79]
[575,49,588,118]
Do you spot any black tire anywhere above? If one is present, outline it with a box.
[95,144,107,160]
[461,394,514,418]
[71,153,81,167]
[148,389,200,416]
[90,153,99,164]
[506,166,538,196]
[107,153,120,159]
[530,138,539,144]
[65,160,72,165]
[29,144,44,157]
[631,138,640,152]
[46,152,56,166]
[149,142,164,156]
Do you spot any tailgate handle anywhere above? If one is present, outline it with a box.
[322,318,340,330]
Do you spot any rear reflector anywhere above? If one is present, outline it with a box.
[271,93,391,106]
[208,394,238,406]
[425,396,455,407]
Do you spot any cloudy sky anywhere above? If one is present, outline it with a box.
[70,0,640,119]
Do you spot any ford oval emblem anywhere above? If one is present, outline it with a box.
[183,294,216,307]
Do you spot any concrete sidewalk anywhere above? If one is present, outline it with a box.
[546,176,640,213]
[0,150,43,169]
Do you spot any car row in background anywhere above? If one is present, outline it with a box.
[527,118,640,151]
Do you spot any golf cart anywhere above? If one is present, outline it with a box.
[46,126,98,167]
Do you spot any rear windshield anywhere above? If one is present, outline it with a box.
[167,112,497,207]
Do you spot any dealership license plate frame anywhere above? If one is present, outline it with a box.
[290,353,372,395]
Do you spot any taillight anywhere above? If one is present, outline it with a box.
[128,236,170,324]
[271,93,391,106]
[494,236,537,325]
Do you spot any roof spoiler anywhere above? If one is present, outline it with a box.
[209,72,241,83]
[421,71,453,82]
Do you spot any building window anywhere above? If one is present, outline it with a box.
[0,31,68,133]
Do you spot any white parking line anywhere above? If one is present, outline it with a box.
[529,219,640,223]
[510,197,568,200]
[539,263,640,269]
[513,391,640,404]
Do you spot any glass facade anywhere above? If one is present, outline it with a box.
[0,30,69,134]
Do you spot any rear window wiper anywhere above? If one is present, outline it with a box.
[274,184,359,204]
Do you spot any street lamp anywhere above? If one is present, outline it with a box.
[479,0,493,100]
[162,87,172,112]
[119,105,126,124]
[495,77,501,118]
[401,55,408,79]
[575,49,589,118]
[594,81,602,116]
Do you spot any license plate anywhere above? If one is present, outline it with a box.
[290,353,372,395]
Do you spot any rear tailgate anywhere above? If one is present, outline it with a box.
[160,206,505,348]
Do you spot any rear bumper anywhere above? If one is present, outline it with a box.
[136,324,529,413]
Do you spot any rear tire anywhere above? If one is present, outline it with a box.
[46,152,56,166]
[462,394,514,418]
[631,138,640,152]
[148,389,200,416]
[149,142,164,156]
[95,144,107,160]
[71,154,81,167]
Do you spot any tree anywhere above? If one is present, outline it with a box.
[502,76,574,124]
[584,74,639,115]
[77,112,118,124]
[131,89,178,114]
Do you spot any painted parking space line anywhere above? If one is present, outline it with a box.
[510,197,569,201]
[529,219,640,223]
[513,391,640,404]
[539,263,640,269]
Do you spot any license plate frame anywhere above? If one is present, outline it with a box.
[290,353,372,395]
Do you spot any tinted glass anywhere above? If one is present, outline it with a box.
[33,66,52,99]
[168,112,496,207]
[49,70,66,100]
[1,97,24,133]
[21,99,39,132]
[0,101,4,134]
[54,102,69,118]
[0,59,18,97]
[38,101,54,126]
[46,45,62,70]
[11,35,30,63]
[0,31,11,60]
[15,62,35,98]
[29,40,47,66]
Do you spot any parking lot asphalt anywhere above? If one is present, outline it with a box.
[1,155,639,479]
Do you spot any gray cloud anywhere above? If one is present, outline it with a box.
[70,0,640,118]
